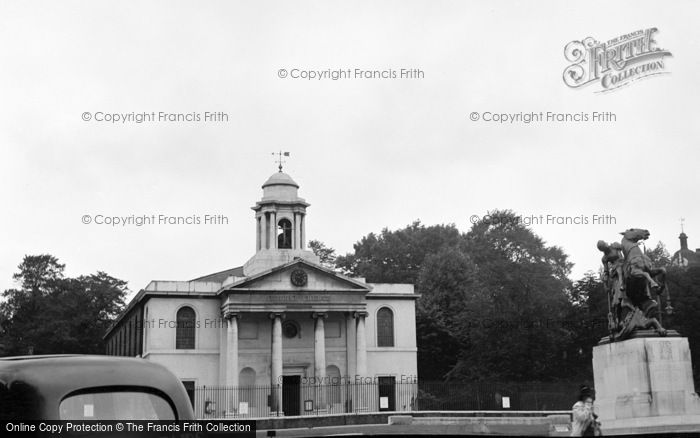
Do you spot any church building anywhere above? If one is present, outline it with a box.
[671,227,700,268]
[104,169,419,417]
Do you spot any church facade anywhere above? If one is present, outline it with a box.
[104,170,419,417]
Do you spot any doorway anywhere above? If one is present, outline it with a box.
[378,376,396,411]
[282,375,301,416]
[181,380,195,408]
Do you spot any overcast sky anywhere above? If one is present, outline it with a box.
[1,1,698,298]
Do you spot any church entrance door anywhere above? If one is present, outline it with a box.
[282,375,301,416]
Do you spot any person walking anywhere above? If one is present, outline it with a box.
[571,385,601,436]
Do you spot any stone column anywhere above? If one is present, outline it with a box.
[225,313,239,415]
[313,312,327,380]
[261,213,268,250]
[313,312,328,410]
[293,212,300,250]
[226,314,239,386]
[270,212,277,250]
[270,313,283,415]
[256,217,261,251]
[345,312,357,379]
[355,312,368,377]
[354,312,368,412]
[300,214,306,249]
[345,312,357,413]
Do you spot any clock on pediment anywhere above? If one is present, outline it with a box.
[290,268,308,287]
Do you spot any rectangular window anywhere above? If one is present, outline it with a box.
[60,390,175,420]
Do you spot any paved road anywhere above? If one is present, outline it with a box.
[257,422,551,437]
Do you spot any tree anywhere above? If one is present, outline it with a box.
[416,246,488,380]
[442,210,574,381]
[334,221,464,378]
[308,240,337,269]
[12,254,65,294]
[336,212,576,382]
[0,255,128,356]
[0,255,66,354]
[665,265,700,386]
[335,221,461,283]
[561,272,608,381]
[645,241,671,267]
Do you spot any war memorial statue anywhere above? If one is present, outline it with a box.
[593,228,700,434]
[597,228,674,342]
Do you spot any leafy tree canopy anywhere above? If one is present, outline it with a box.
[335,212,578,381]
[308,239,338,269]
[0,255,128,356]
[335,220,461,283]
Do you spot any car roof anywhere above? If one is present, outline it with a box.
[0,354,173,383]
[0,355,194,420]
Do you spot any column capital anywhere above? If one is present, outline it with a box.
[311,312,328,319]
[223,311,240,321]
[353,311,369,319]
[269,312,285,320]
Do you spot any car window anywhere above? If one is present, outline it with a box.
[60,391,175,420]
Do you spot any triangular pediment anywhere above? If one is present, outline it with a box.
[220,259,371,294]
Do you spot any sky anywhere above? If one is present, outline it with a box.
[1,0,698,299]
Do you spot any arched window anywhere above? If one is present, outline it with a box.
[376,307,394,347]
[277,218,293,249]
[176,307,196,349]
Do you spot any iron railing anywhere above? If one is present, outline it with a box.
[193,381,579,419]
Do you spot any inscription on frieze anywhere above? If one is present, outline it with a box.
[267,294,331,303]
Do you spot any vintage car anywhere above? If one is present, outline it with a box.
[0,355,194,420]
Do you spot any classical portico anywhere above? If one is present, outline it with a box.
[220,259,372,414]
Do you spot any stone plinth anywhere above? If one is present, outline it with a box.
[593,336,700,434]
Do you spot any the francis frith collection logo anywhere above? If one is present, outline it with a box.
[563,28,672,92]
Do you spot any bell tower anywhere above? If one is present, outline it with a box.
[243,167,319,276]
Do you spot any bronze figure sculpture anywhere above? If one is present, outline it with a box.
[597,228,673,342]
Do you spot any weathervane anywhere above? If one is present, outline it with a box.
[680,217,685,233]
[272,151,290,172]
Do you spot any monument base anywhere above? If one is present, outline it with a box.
[593,336,700,435]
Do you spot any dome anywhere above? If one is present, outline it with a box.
[671,231,700,267]
[262,172,299,189]
[672,248,699,267]
[260,171,304,203]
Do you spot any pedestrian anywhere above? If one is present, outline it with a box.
[571,385,601,436]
